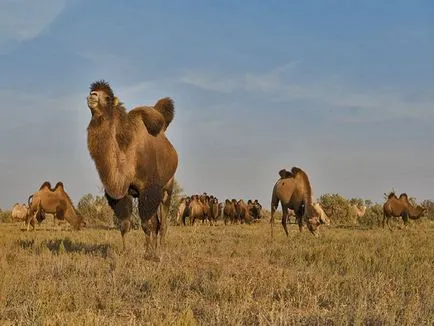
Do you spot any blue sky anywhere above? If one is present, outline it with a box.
[1,0,433,209]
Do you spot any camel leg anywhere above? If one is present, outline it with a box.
[281,207,289,237]
[386,216,393,232]
[402,212,409,228]
[270,203,278,238]
[297,215,303,233]
[138,185,163,260]
[105,193,133,251]
[296,205,305,233]
[156,197,170,255]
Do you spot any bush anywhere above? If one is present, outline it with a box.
[77,194,114,227]
[319,193,352,225]
[0,210,12,223]
[359,204,383,228]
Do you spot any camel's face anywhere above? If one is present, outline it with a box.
[307,216,321,236]
[87,90,109,116]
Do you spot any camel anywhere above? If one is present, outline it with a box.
[236,199,252,224]
[383,192,425,230]
[27,181,85,231]
[248,199,263,220]
[223,199,237,225]
[11,203,29,227]
[209,196,220,224]
[188,195,206,225]
[176,197,191,226]
[87,80,178,257]
[270,167,321,237]
[312,202,331,226]
[348,203,366,224]
[199,194,213,225]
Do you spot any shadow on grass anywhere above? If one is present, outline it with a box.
[17,238,111,257]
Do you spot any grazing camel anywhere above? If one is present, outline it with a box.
[27,181,85,231]
[86,80,178,258]
[312,202,331,226]
[270,167,321,237]
[383,192,425,230]
[11,203,29,227]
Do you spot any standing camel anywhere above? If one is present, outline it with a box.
[86,80,178,258]
[383,192,425,230]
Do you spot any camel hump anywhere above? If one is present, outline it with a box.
[399,193,408,199]
[154,97,174,129]
[278,169,293,179]
[130,107,166,136]
[386,192,397,199]
[54,181,64,191]
[291,167,303,175]
[39,181,52,190]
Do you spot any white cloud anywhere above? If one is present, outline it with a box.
[0,0,67,50]
[179,61,434,122]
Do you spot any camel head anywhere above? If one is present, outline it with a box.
[87,80,118,118]
[307,216,321,236]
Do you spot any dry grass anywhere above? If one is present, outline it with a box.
[0,220,433,325]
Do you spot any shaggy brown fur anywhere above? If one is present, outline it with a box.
[270,167,320,237]
[248,199,263,220]
[86,80,178,257]
[27,181,85,231]
[236,200,252,224]
[209,197,220,223]
[188,195,206,225]
[383,192,425,230]
[223,199,237,225]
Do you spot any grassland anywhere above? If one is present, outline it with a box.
[0,220,433,325]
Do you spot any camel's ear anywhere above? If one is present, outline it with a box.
[113,97,119,107]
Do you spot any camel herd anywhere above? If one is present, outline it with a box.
[176,193,263,226]
[6,80,429,259]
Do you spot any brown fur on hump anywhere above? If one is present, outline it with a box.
[279,169,293,179]
[50,183,81,219]
[291,167,313,207]
[399,193,408,200]
[39,181,52,190]
[387,192,397,199]
[153,97,174,129]
[129,107,165,136]
[54,181,64,191]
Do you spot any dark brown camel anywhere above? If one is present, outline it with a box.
[383,192,425,230]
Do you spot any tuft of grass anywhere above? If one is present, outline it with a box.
[0,221,433,325]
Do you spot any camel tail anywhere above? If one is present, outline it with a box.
[154,97,174,129]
